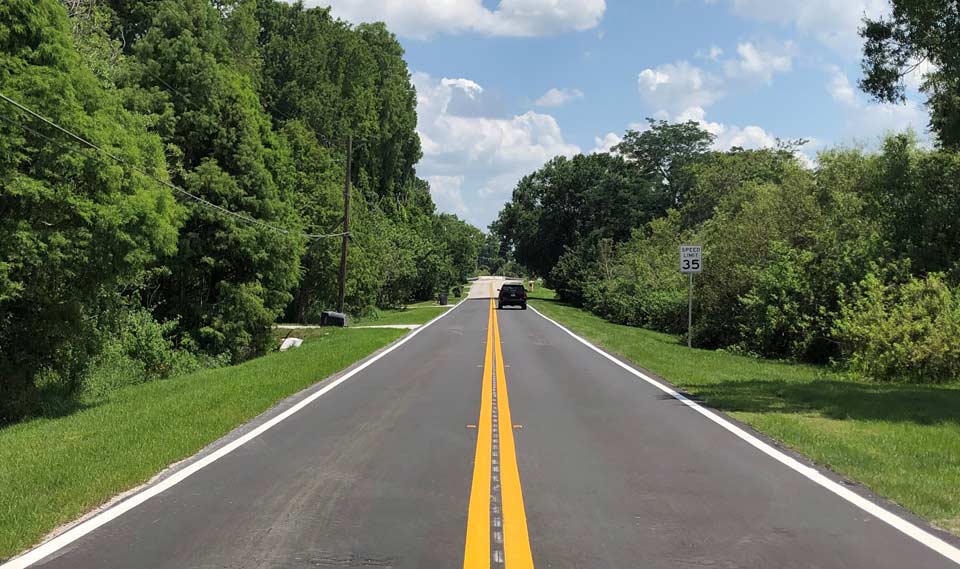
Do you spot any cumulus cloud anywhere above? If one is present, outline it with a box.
[591,132,622,154]
[723,42,792,83]
[719,0,889,55]
[827,65,857,106]
[441,78,483,97]
[637,61,722,116]
[413,72,580,227]
[696,45,724,62]
[674,106,778,151]
[634,51,805,157]
[427,175,470,217]
[309,0,606,39]
[535,88,585,107]
[826,67,931,144]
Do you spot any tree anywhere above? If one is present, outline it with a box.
[113,0,304,361]
[860,0,960,147]
[681,146,805,228]
[255,3,421,206]
[495,153,657,281]
[434,213,484,285]
[613,119,714,207]
[865,134,960,279]
[0,0,180,421]
[279,120,343,323]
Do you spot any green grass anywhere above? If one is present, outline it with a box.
[352,306,450,327]
[530,293,960,535]
[0,327,404,561]
[405,299,452,309]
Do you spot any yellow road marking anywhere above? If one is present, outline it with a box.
[463,300,494,569]
[464,295,535,568]
[493,301,535,568]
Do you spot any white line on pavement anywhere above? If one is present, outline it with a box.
[2,298,469,569]
[529,304,960,566]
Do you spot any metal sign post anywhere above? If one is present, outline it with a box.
[680,245,703,348]
[688,272,693,348]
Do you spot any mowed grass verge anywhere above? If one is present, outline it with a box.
[353,305,450,327]
[0,327,404,561]
[529,290,960,536]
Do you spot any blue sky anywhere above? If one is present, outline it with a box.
[300,0,933,230]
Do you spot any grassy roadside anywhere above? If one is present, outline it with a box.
[0,327,404,561]
[528,289,960,536]
[352,305,449,327]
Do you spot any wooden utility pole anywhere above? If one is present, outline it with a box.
[336,135,352,313]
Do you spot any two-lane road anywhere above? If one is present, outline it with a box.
[7,277,960,568]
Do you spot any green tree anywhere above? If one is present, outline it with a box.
[0,0,180,421]
[434,213,484,285]
[614,119,714,208]
[113,0,304,360]
[860,0,960,147]
[864,134,960,279]
[495,152,656,282]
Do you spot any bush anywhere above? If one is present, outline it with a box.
[736,242,818,359]
[833,273,960,383]
[82,309,221,400]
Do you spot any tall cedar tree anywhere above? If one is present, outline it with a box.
[0,0,180,421]
[109,0,303,361]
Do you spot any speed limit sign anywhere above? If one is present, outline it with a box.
[680,245,702,274]
[680,245,702,348]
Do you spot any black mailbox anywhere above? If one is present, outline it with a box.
[320,311,347,327]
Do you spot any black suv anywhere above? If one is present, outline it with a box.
[497,283,527,310]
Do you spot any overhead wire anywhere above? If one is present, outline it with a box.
[0,91,347,240]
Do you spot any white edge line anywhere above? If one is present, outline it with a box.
[2,299,468,569]
[528,304,960,566]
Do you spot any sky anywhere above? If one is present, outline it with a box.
[295,0,934,230]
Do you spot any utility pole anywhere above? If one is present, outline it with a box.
[336,135,352,313]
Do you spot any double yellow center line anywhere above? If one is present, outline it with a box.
[464,295,534,568]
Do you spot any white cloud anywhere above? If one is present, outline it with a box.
[674,106,778,150]
[413,72,580,227]
[697,45,724,62]
[535,88,584,107]
[851,102,930,143]
[827,65,857,106]
[720,0,889,55]
[441,78,483,98]
[826,67,931,144]
[637,61,722,116]
[591,132,622,154]
[904,60,938,92]
[427,175,469,217]
[715,124,778,149]
[310,0,606,39]
[723,42,792,83]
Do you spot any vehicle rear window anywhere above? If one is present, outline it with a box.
[502,284,525,292]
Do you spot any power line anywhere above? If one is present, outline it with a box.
[0,91,346,240]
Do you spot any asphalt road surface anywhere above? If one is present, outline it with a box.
[9,277,960,568]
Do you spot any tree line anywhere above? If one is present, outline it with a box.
[494,0,960,383]
[0,0,483,423]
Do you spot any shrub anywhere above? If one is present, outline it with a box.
[82,309,220,400]
[736,242,818,359]
[833,273,960,383]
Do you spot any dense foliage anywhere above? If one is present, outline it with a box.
[495,126,960,382]
[860,0,960,148]
[491,1,960,383]
[0,0,483,423]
